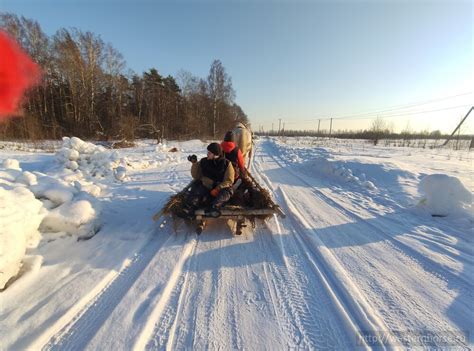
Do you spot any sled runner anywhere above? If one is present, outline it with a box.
[153,172,285,235]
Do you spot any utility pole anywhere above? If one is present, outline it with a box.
[272,123,274,134]
[282,122,285,135]
[278,118,282,135]
[329,118,333,137]
[442,106,473,146]
[317,119,321,135]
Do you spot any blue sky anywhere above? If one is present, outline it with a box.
[1,0,472,133]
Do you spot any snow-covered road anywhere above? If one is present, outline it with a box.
[1,138,472,350]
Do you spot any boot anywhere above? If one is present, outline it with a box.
[206,205,221,218]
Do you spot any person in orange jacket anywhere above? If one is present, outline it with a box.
[221,131,247,180]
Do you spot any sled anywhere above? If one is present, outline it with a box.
[153,173,285,235]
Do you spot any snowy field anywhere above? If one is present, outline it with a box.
[0,136,472,350]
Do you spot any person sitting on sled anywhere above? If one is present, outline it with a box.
[185,142,235,217]
[221,130,247,181]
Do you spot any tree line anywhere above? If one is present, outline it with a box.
[0,13,248,142]
[258,116,473,147]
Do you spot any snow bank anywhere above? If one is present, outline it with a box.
[0,156,102,289]
[271,139,377,191]
[0,176,45,289]
[319,160,377,190]
[57,136,128,181]
[418,174,472,218]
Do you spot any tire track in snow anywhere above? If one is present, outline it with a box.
[142,233,200,350]
[253,151,334,348]
[133,236,198,351]
[313,188,471,287]
[260,139,471,289]
[267,144,472,289]
[251,147,376,349]
[160,228,281,350]
[166,234,221,350]
[257,140,470,349]
[259,232,338,349]
[279,176,469,349]
[253,148,393,349]
[39,222,174,351]
[218,237,244,350]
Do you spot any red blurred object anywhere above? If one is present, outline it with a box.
[0,30,41,119]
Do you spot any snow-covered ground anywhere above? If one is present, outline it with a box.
[0,136,472,350]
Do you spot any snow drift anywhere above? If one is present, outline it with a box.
[0,139,107,289]
[0,185,45,289]
[56,136,129,181]
[418,174,472,218]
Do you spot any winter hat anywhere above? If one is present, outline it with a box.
[207,142,222,156]
[224,131,234,142]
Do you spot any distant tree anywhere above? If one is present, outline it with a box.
[369,117,387,145]
[231,103,249,125]
[207,60,235,137]
[142,68,163,142]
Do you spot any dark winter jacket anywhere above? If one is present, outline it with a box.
[221,141,245,178]
[191,156,235,190]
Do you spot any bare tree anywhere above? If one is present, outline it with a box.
[207,60,235,137]
[370,117,387,145]
[0,13,248,142]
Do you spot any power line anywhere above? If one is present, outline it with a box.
[338,104,472,120]
[283,104,471,125]
[285,92,472,124]
[330,92,472,120]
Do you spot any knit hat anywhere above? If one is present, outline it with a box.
[207,142,222,157]
[224,131,234,142]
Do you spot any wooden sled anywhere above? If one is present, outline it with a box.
[153,173,285,235]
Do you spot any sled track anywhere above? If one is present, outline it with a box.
[250,158,393,349]
[135,236,198,351]
[263,142,472,289]
[252,151,404,349]
[258,226,352,350]
[39,221,175,351]
[255,141,470,349]
[257,191,393,349]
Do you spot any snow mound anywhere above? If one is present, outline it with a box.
[16,171,38,186]
[3,159,21,170]
[40,199,99,238]
[30,175,76,206]
[271,138,378,191]
[418,174,472,217]
[0,154,103,289]
[324,161,377,190]
[56,136,128,180]
[0,186,45,289]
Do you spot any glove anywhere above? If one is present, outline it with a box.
[210,188,219,197]
[187,154,197,163]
